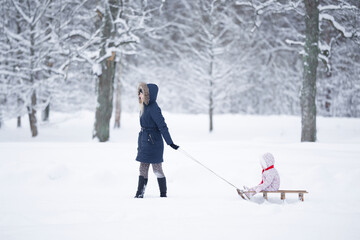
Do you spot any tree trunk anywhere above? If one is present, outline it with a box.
[301,0,319,142]
[93,1,117,142]
[27,91,38,137]
[16,15,22,129]
[17,116,21,128]
[42,104,50,121]
[17,97,22,127]
[94,51,116,142]
[209,90,213,132]
[209,47,214,132]
[114,62,122,129]
[28,23,38,137]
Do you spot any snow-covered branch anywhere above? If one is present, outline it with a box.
[320,13,354,38]
[319,4,358,12]
[9,0,32,24]
[285,39,305,47]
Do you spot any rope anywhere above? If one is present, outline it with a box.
[178,148,240,190]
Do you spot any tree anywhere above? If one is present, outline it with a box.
[92,0,162,141]
[92,0,119,142]
[91,0,142,141]
[301,0,358,141]
[4,0,57,137]
[300,0,320,142]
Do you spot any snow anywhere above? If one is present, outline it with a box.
[1,111,360,240]
[92,63,102,76]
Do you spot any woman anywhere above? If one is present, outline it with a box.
[135,82,179,198]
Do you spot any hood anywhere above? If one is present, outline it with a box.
[138,83,158,105]
[147,84,158,104]
[260,153,275,169]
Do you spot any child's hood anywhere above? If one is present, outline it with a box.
[260,153,275,169]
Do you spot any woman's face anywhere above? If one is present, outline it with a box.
[138,91,144,103]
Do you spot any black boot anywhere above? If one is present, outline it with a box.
[134,176,148,198]
[157,177,167,197]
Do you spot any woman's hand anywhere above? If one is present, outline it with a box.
[170,143,179,150]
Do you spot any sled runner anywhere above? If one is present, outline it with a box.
[236,189,250,200]
[237,189,308,201]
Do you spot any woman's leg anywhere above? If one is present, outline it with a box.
[152,163,165,178]
[152,163,167,197]
[135,163,150,198]
[140,162,150,178]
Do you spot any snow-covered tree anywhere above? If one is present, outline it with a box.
[135,0,252,132]
[302,0,358,141]
[90,0,165,141]
[237,0,359,141]
[317,0,360,117]
[234,2,303,115]
[0,0,60,136]
[0,0,93,135]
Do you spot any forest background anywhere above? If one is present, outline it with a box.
[0,0,359,141]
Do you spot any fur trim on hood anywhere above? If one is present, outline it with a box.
[138,82,150,105]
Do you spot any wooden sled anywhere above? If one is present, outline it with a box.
[237,189,308,201]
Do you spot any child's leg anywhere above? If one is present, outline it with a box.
[244,186,257,199]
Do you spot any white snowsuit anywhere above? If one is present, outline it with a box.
[248,153,280,197]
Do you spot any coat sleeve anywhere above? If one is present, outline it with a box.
[149,104,174,145]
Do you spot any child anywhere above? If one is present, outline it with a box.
[243,153,280,199]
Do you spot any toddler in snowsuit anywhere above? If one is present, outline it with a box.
[243,153,280,199]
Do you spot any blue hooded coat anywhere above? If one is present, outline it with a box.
[136,83,173,164]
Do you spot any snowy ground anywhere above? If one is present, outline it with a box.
[1,111,360,240]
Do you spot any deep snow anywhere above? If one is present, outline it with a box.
[0,111,360,240]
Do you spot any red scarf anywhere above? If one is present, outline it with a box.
[260,165,274,184]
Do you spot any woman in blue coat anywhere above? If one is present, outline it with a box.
[135,82,179,198]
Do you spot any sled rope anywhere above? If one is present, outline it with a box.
[179,148,240,190]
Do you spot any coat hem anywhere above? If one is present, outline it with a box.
[136,158,164,164]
